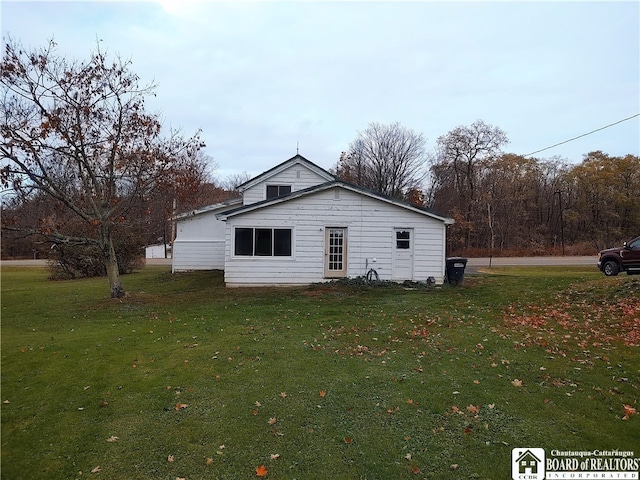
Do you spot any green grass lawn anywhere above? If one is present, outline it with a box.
[1,265,638,479]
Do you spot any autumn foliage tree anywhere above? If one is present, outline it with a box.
[431,120,509,249]
[1,38,205,297]
[562,151,640,249]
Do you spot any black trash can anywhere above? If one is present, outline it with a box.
[445,257,468,285]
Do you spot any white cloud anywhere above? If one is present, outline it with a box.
[2,0,638,176]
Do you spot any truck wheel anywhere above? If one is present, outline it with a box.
[602,260,619,276]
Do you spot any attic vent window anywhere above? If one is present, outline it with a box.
[266,185,292,199]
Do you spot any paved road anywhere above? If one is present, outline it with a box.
[2,257,598,269]
[1,258,174,267]
[466,256,598,268]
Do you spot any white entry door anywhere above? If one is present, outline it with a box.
[392,228,414,280]
[324,228,347,278]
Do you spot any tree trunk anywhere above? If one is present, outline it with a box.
[103,228,125,298]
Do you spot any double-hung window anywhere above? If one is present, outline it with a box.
[234,228,292,257]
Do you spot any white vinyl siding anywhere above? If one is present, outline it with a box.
[172,204,229,272]
[224,187,447,286]
[242,165,331,205]
[172,240,225,271]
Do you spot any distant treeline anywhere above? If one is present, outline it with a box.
[426,150,639,255]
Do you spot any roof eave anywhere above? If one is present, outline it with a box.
[173,197,243,221]
[219,181,455,224]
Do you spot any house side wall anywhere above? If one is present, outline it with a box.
[172,240,225,271]
[172,211,226,272]
[224,188,447,286]
[174,211,227,239]
[242,165,331,205]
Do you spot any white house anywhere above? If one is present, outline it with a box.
[172,155,454,286]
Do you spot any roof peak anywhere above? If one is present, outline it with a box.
[236,154,334,191]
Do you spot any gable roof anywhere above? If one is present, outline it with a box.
[235,154,335,192]
[516,450,542,463]
[217,180,454,224]
[174,197,243,221]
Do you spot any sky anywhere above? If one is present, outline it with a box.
[2,0,639,180]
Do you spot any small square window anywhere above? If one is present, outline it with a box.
[396,231,410,249]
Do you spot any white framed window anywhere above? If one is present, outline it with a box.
[266,184,292,199]
[234,228,292,257]
[396,230,411,249]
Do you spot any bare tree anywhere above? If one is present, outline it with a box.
[219,171,252,193]
[334,122,428,200]
[1,38,204,297]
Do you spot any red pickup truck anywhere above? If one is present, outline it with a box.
[597,236,640,276]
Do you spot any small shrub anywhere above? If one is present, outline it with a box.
[47,237,144,280]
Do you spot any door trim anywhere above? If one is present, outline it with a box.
[324,227,347,278]
[392,227,414,280]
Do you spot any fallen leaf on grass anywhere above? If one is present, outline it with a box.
[206,457,214,465]
[344,436,353,444]
[175,403,188,410]
[319,390,326,397]
[280,392,288,398]
[106,436,119,442]
[168,455,175,463]
[512,379,523,387]
[623,404,636,420]
[255,464,268,477]
[411,466,421,474]
[268,417,277,425]
[91,466,101,473]
[466,404,480,414]
[270,453,280,460]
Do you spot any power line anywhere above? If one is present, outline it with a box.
[523,113,640,157]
